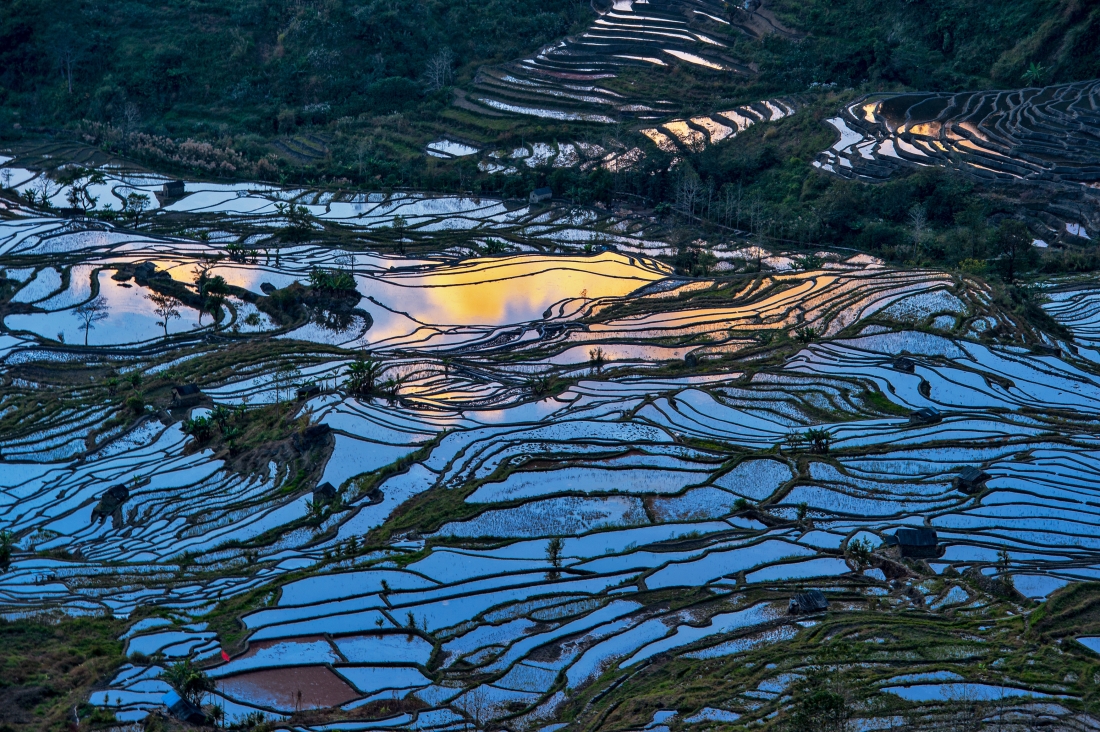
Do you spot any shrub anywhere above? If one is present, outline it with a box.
[182,415,213,440]
[309,267,357,291]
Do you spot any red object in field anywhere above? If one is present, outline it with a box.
[221,650,231,662]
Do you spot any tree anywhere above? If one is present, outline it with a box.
[146,292,181,336]
[803,427,832,454]
[74,296,109,345]
[273,362,301,405]
[122,102,141,133]
[546,537,564,580]
[309,267,356,291]
[846,537,873,570]
[460,685,491,731]
[193,267,229,326]
[0,529,13,571]
[908,203,928,259]
[206,703,225,729]
[424,48,455,91]
[54,28,82,94]
[164,659,215,707]
[674,165,701,218]
[29,177,60,208]
[993,219,1034,282]
[125,192,150,224]
[278,203,314,251]
[58,167,104,212]
[192,264,212,323]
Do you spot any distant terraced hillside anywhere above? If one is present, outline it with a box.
[814,80,1100,236]
[465,0,756,123]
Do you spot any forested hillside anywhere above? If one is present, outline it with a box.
[1,0,1097,139]
[0,0,590,133]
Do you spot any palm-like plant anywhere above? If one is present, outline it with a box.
[1022,61,1047,87]
[346,356,382,396]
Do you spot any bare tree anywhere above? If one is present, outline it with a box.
[146,292,182,337]
[122,102,141,134]
[719,182,739,228]
[56,44,78,94]
[74,296,109,346]
[424,48,456,91]
[460,685,491,730]
[675,166,701,218]
[356,138,374,177]
[273,361,301,406]
[908,203,928,259]
[30,177,60,208]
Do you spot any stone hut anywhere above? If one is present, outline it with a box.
[529,187,553,204]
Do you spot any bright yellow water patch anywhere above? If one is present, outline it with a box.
[907,122,941,137]
[862,102,879,123]
[370,252,669,326]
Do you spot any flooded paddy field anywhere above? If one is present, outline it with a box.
[467,0,753,123]
[5,160,1100,730]
[814,80,1100,241]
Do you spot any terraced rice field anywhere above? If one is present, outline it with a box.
[468,0,750,122]
[6,159,1100,730]
[814,80,1100,239]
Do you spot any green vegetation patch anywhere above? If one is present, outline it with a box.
[0,614,125,732]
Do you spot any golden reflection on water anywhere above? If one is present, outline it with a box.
[134,252,667,329]
[372,252,667,326]
[907,122,941,137]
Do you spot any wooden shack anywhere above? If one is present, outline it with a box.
[886,527,940,559]
[161,180,186,199]
[162,691,206,725]
[892,356,916,373]
[171,384,202,407]
[909,406,942,425]
[953,466,990,494]
[788,589,829,615]
[313,482,338,504]
[296,384,321,400]
[529,187,553,204]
